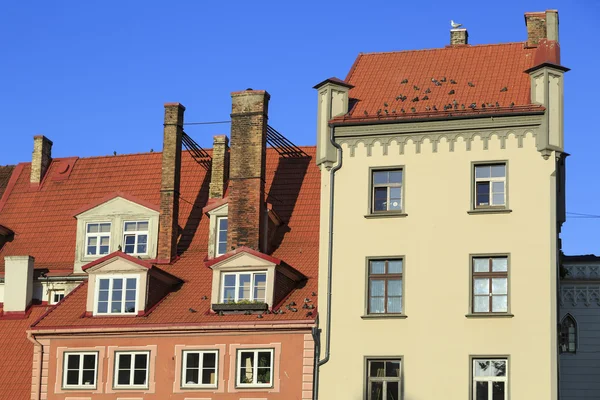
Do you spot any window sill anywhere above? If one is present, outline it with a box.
[364,212,408,219]
[465,313,514,318]
[361,314,407,319]
[467,209,512,215]
[112,386,150,391]
[62,386,97,391]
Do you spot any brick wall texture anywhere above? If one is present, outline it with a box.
[30,136,52,184]
[526,13,547,47]
[209,135,229,199]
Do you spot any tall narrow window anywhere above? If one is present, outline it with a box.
[63,352,98,389]
[123,221,149,255]
[96,276,137,315]
[216,217,228,256]
[560,314,577,353]
[86,222,111,256]
[372,169,403,213]
[236,349,273,387]
[114,351,149,388]
[368,259,403,314]
[472,256,508,313]
[474,164,506,208]
[472,358,508,400]
[366,359,401,400]
[182,350,218,388]
[221,272,266,303]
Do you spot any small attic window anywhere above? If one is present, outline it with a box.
[221,271,267,303]
[216,217,228,256]
[123,221,149,255]
[86,223,111,256]
[95,275,138,315]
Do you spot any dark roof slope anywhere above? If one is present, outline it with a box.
[0,165,15,199]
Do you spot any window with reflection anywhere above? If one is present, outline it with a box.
[474,163,506,208]
[221,272,266,303]
[123,221,148,255]
[96,276,137,315]
[372,169,403,213]
[86,222,111,256]
[182,350,218,388]
[366,359,401,400]
[560,314,577,353]
[472,256,508,313]
[236,349,273,387]
[216,217,228,256]
[368,259,403,314]
[472,358,507,400]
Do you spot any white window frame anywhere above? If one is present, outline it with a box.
[122,220,149,256]
[371,168,403,213]
[215,217,228,257]
[85,222,111,257]
[220,271,267,303]
[474,163,507,208]
[114,351,150,389]
[472,358,508,400]
[62,352,98,390]
[50,289,66,305]
[94,275,139,316]
[235,349,274,388]
[181,350,219,388]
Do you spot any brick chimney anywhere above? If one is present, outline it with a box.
[209,135,229,199]
[226,90,270,252]
[30,135,52,184]
[525,10,559,47]
[158,103,184,261]
[4,256,34,314]
[450,28,468,45]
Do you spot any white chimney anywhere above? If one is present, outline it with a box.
[4,256,34,314]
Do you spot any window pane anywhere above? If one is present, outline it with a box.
[186,353,200,368]
[97,301,108,313]
[87,224,98,233]
[223,287,235,303]
[224,274,236,286]
[99,223,111,233]
[492,258,508,272]
[492,193,505,206]
[111,301,122,313]
[257,367,271,384]
[238,274,251,300]
[474,360,491,376]
[138,221,149,231]
[387,381,400,400]
[475,165,491,179]
[124,222,136,232]
[83,354,95,369]
[203,352,216,368]
[371,261,385,274]
[112,289,122,301]
[474,279,489,295]
[124,245,135,254]
[492,295,508,312]
[125,290,136,301]
[257,351,271,367]
[474,258,489,272]
[476,182,490,205]
[186,369,199,385]
[373,187,387,211]
[82,370,95,385]
[386,361,401,377]
[98,290,109,302]
[492,361,506,376]
[202,368,215,384]
[492,382,505,400]
[387,260,402,274]
[125,301,136,312]
[134,354,147,369]
[118,370,130,385]
[66,370,79,385]
[491,164,505,178]
[387,280,402,296]
[492,278,507,295]
[67,354,80,369]
[239,352,254,384]
[373,171,388,185]
[124,235,135,245]
[388,170,402,184]
[476,381,489,400]
[113,279,123,290]
[387,297,402,313]
[370,297,385,314]
[370,280,385,296]
[126,278,137,290]
[218,242,227,255]
[133,370,147,385]
[87,236,97,246]
[491,181,504,193]
[138,234,147,246]
[118,354,131,369]
[369,361,385,377]
[370,381,384,400]
[474,296,490,312]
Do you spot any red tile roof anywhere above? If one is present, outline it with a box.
[0,306,48,400]
[0,165,15,200]
[332,42,556,124]
[0,147,319,328]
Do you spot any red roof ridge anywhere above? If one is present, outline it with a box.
[355,41,528,58]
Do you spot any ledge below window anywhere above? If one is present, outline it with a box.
[361,314,408,319]
[212,303,268,313]
[364,212,408,219]
[465,313,514,318]
[467,209,512,215]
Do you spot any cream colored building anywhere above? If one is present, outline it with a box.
[315,10,567,400]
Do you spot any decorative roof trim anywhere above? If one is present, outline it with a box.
[202,197,229,215]
[204,246,282,268]
[71,191,160,217]
[81,251,153,272]
[313,77,354,90]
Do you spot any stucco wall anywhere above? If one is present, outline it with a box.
[318,128,559,399]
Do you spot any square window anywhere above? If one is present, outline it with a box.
[472,257,509,314]
[368,259,403,315]
[474,163,506,208]
[85,222,111,256]
[472,358,508,399]
[221,272,267,303]
[114,351,149,389]
[182,350,218,388]
[122,221,149,255]
[371,169,403,213]
[236,349,274,387]
[50,290,65,305]
[366,358,402,399]
[63,352,98,389]
[96,276,138,315]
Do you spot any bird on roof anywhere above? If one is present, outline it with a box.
[401,79,408,84]
[384,102,389,107]
[425,88,431,94]
[448,90,455,95]
[451,20,463,29]
[413,85,420,91]
[500,86,508,92]
[411,107,416,113]
[468,82,475,87]
[364,110,368,116]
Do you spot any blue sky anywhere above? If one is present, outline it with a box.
[1,1,598,255]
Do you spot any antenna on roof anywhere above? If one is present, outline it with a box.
[181,132,211,170]
[266,125,309,158]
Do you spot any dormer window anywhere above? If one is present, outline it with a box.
[222,271,266,303]
[216,217,228,256]
[86,223,111,256]
[123,221,149,255]
[95,275,138,315]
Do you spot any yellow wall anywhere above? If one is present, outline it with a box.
[318,130,559,399]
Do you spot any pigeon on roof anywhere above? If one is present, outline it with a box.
[451,20,462,29]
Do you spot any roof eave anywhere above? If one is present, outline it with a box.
[524,62,570,74]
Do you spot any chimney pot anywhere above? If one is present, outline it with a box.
[30,135,53,184]
[450,28,468,45]
[4,256,34,313]
[158,103,185,261]
[209,135,229,199]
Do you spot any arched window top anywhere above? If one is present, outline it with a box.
[560,314,577,353]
